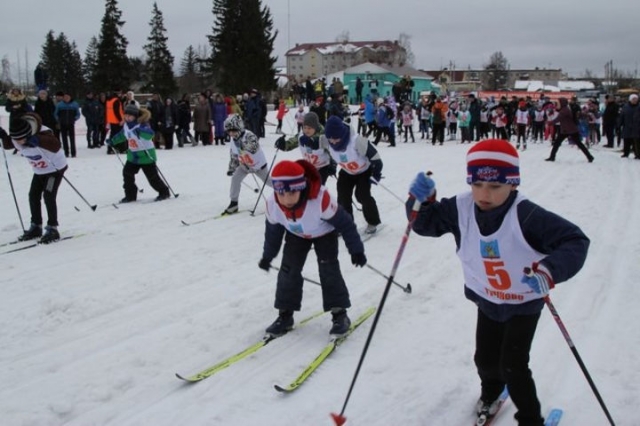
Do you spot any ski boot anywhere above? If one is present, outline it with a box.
[39,226,60,244]
[265,310,294,337]
[329,308,351,336]
[18,223,43,241]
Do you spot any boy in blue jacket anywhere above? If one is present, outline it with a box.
[407,139,590,426]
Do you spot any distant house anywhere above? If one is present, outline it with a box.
[285,40,407,80]
[342,62,436,103]
[422,68,565,91]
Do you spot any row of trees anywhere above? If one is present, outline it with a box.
[35,0,277,99]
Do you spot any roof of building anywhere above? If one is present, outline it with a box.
[344,62,432,79]
[285,40,401,56]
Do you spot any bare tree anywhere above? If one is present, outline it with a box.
[398,33,414,66]
[335,30,350,43]
[483,51,509,90]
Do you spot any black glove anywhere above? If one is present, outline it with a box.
[327,161,337,177]
[226,170,234,176]
[351,252,367,267]
[274,135,286,150]
[258,258,272,271]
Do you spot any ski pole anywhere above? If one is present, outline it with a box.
[250,149,278,216]
[365,263,412,293]
[331,196,424,426]
[63,176,97,211]
[375,180,406,205]
[143,150,179,198]
[1,145,26,231]
[250,173,265,198]
[242,180,259,193]
[271,265,320,287]
[34,147,97,211]
[543,294,616,425]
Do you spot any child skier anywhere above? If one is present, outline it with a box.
[258,159,367,336]
[324,115,383,234]
[222,114,271,214]
[108,104,170,203]
[274,112,336,185]
[406,139,590,425]
[1,113,67,243]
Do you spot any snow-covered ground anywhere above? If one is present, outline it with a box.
[0,110,637,425]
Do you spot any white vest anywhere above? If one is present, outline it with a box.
[456,192,544,305]
[229,136,267,171]
[123,123,155,152]
[328,135,369,175]
[12,139,67,175]
[299,132,331,168]
[266,187,337,238]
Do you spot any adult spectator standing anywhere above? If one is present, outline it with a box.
[467,93,481,141]
[123,91,140,108]
[211,93,227,145]
[105,91,124,154]
[176,93,194,147]
[96,92,107,147]
[81,91,101,149]
[146,93,165,148]
[34,62,48,91]
[310,98,326,126]
[54,92,80,158]
[355,77,364,104]
[161,97,178,150]
[602,94,619,148]
[545,97,594,163]
[5,88,31,119]
[618,94,640,159]
[244,89,262,136]
[34,90,57,133]
[192,93,212,146]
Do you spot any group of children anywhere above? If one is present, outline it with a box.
[1,103,591,425]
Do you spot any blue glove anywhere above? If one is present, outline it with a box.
[521,264,554,295]
[351,252,367,267]
[409,172,436,202]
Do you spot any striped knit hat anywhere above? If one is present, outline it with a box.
[466,139,520,185]
[271,160,307,194]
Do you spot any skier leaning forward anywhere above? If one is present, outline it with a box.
[222,114,272,214]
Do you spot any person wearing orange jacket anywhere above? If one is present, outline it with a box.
[105,91,124,155]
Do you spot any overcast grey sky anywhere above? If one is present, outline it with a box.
[2,0,638,84]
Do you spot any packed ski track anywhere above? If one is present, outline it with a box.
[0,109,637,425]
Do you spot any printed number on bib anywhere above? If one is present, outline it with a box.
[483,260,511,290]
[239,153,255,167]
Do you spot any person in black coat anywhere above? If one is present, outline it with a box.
[34,90,57,131]
[176,94,194,147]
[81,92,101,149]
[161,97,178,150]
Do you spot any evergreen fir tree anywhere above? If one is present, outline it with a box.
[143,2,177,97]
[94,0,130,93]
[208,0,277,94]
[179,45,200,95]
[39,31,85,97]
[83,36,99,89]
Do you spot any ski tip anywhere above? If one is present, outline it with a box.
[180,220,190,226]
[273,384,288,393]
[74,206,80,212]
[330,412,347,426]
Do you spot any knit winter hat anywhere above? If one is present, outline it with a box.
[124,104,140,117]
[466,139,520,185]
[302,112,321,132]
[324,116,350,151]
[271,160,307,194]
[9,118,32,140]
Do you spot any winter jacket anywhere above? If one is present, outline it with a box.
[34,97,57,129]
[108,109,157,165]
[407,190,589,322]
[5,91,31,119]
[554,99,579,134]
[81,97,102,126]
[212,101,228,138]
[54,100,81,127]
[192,102,211,133]
[618,102,640,138]
[262,160,363,261]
